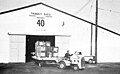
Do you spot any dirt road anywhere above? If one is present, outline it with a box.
[0,62,120,74]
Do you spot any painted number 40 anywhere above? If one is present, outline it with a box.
[37,19,45,27]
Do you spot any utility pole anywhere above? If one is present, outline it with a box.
[90,24,93,56]
[95,0,98,64]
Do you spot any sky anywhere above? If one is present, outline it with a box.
[0,0,120,34]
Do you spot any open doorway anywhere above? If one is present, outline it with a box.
[26,35,55,62]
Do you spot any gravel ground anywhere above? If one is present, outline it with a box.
[0,62,120,74]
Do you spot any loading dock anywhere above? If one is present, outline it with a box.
[26,35,55,62]
[9,34,70,63]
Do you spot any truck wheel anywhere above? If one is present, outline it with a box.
[73,65,79,71]
[88,59,93,64]
[59,62,66,69]
[38,63,41,67]
[34,60,39,65]
[40,61,46,67]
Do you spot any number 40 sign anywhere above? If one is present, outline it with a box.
[37,19,45,27]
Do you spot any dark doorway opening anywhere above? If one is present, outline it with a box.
[26,35,55,62]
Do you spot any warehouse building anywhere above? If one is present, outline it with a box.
[0,2,120,63]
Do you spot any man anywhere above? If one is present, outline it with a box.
[64,50,72,59]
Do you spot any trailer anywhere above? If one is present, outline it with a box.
[31,41,59,66]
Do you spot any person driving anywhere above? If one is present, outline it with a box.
[64,50,72,59]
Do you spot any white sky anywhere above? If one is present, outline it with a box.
[0,0,120,34]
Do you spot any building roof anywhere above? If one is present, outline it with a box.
[0,2,120,36]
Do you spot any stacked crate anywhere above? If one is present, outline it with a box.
[35,41,59,58]
[35,41,46,57]
[52,47,59,58]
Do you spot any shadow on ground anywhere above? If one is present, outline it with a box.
[0,62,120,74]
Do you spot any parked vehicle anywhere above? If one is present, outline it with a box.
[84,56,95,64]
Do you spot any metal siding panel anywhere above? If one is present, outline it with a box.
[55,36,70,57]
[9,35,26,62]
